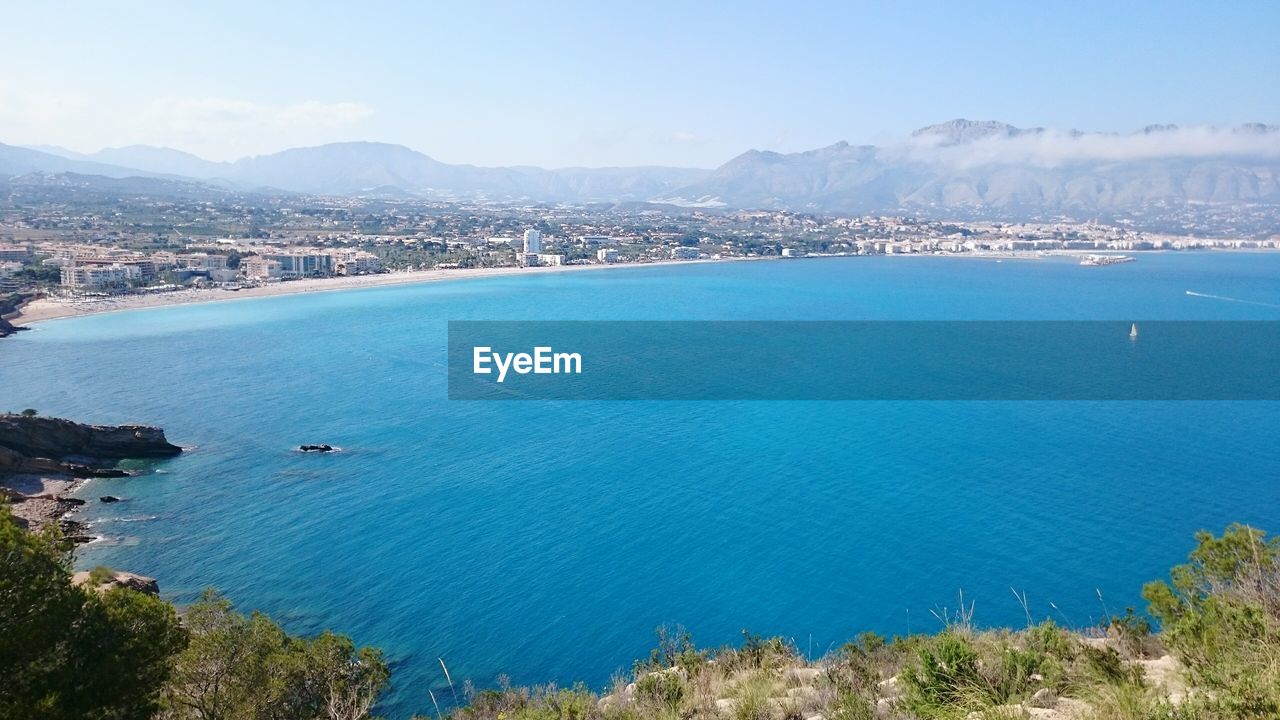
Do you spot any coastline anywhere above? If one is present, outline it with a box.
[0,415,183,540]
[13,248,1277,327]
[10,258,740,326]
[1,473,94,538]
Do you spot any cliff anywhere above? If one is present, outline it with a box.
[0,291,35,337]
[0,414,183,534]
[0,414,182,463]
[0,315,24,338]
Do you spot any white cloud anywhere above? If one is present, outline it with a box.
[0,80,374,160]
[134,98,374,157]
[143,97,373,132]
[897,125,1280,169]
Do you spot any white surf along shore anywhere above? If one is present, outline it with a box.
[10,259,737,326]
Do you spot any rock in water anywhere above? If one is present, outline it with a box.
[100,495,122,503]
[298,444,336,453]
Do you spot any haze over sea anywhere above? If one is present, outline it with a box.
[3,254,1279,718]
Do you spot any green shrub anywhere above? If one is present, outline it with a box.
[902,630,987,716]
[88,564,115,584]
[635,624,708,678]
[732,673,776,720]
[1103,607,1157,658]
[0,506,186,720]
[1141,524,1280,715]
[162,589,389,720]
[635,671,684,711]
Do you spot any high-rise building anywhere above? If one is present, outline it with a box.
[523,229,542,254]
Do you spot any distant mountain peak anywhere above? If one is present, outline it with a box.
[911,119,1022,144]
[1233,123,1278,135]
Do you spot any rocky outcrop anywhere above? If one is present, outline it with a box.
[0,414,182,533]
[0,315,26,338]
[0,415,182,462]
[71,569,160,596]
[0,444,138,478]
[0,292,36,337]
[0,444,68,476]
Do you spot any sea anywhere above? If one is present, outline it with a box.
[2,253,1279,718]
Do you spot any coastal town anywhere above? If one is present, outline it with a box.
[1,191,1278,316]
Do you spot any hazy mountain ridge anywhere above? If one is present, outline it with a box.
[6,120,1280,218]
[35,144,231,178]
[0,143,178,182]
[9,141,709,201]
[661,120,1280,214]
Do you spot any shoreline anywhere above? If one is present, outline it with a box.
[11,248,1277,327]
[10,258,740,326]
[1,473,95,539]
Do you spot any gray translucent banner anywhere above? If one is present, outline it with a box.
[447,321,1280,400]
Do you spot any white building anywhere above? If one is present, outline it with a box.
[263,250,333,278]
[150,251,179,269]
[596,248,619,263]
[60,263,141,290]
[523,229,542,254]
[176,253,228,270]
[0,244,31,262]
[327,249,383,275]
[209,268,241,283]
[536,253,564,266]
[671,247,701,260]
[241,257,283,280]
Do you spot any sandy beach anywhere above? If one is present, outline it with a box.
[7,250,1182,327]
[10,259,731,326]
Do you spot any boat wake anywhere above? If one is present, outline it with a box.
[1185,290,1280,309]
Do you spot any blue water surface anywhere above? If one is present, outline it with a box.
[2,253,1278,718]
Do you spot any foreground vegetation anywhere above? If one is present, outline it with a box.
[3,503,1278,720]
[0,505,388,720]
[443,524,1280,720]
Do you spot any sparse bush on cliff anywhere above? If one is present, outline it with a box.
[1141,523,1280,718]
[159,589,389,720]
[6,509,1280,720]
[0,506,387,720]
[1101,607,1158,659]
[636,670,685,711]
[446,682,597,720]
[634,624,708,678]
[88,564,116,585]
[0,505,186,720]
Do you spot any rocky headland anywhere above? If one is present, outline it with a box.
[0,291,35,338]
[0,413,182,536]
[0,315,25,338]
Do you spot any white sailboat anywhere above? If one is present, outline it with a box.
[1129,323,1139,339]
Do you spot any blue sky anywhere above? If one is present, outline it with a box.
[1,1,1277,167]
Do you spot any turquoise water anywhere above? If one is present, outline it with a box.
[3,254,1279,718]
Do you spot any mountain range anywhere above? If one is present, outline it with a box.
[5,119,1280,220]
